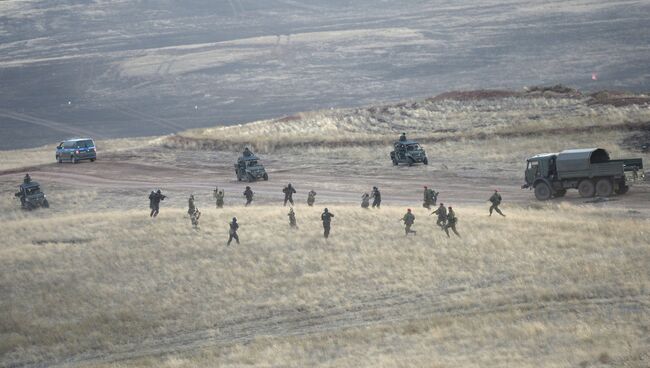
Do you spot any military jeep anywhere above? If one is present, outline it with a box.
[390,140,428,166]
[235,155,269,182]
[15,181,49,210]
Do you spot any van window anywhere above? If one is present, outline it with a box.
[63,141,76,149]
[81,140,94,148]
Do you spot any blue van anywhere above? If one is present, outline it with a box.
[56,138,97,163]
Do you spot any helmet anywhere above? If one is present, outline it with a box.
[156,189,161,194]
[232,217,237,221]
[324,208,329,212]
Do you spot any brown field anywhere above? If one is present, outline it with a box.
[1,93,649,367]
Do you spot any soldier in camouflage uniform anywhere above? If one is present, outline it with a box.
[283,183,296,206]
[23,173,32,184]
[227,217,240,245]
[244,186,254,206]
[149,189,166,218]
[307,190,317,207]
[488,190,506,217]
[215,189,225,208]
[288,207,298,228]
[431,202,447,228]
[321,208,334,239]
[443,206,460,238]
[190,208,201,229]
[371,186,381,209]
[401,208,417,236]
[361,193,370,209]
[423,186,433,209]
[187,194,196,216]
[429,188,439,207]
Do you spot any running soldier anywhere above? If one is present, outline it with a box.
[227,217,240,245]
[321,208,334,239]
[488,190,506,217]
[371,186,381,208]
[283,183,296,206]
[430,203,447,228]
[443,206,461,238]
[307,190,317,207]
[190,208,201,229]
[149,189,166,218]
[187,194,195,216]
[243,186,254,206]
[288,207,298,228]
[361,193,370,209]
[401,209,417,236]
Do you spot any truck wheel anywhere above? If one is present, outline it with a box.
[263,173,268,181]
[578,179,595,198]
[423,158,428,165]
[42,199,49,208]
[615,184,629,195]
[534,182,552,200]
[392,159,398,166]
[554,189,566,198]
[595,178,613,197]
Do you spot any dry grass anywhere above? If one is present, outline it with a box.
[1,203,648,367]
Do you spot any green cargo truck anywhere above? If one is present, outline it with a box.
[522,148,644,200]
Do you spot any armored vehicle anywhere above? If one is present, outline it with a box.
[390,140,428,166]
[235,154,268,182]
[56,138,96,163]
[15,181,49,210]
[522,148,644,200]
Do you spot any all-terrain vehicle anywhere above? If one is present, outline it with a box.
[235,155,268,182]
[390,140,428,166]
[522,148,644,200]
[15,181,49,210]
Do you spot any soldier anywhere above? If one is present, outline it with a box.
[430,203,447,228]
[443,206,461,238]
[215,189,225,208]
[283,183,296,206]
[399,132,407,142]
[243,147,253,157]
[243,186,254,206]
[187,194,196,216]
[423,186,432,209]
[321,208,334,238]
[371,186,381,208]
[23,173,31,184]
[488,189,506,217]
[149,189,166,218]
[227,217,240,245]
[190,208,201,229]
[307,190,317,207]
[288,207,298,228]
[430,188,439,207]
[401,208,417,236]
[361,193,370,209]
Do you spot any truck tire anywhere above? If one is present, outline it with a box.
[42,199,49,208]
[578,179,595,198]
[595,178,613,197]
[263,173,268,181]
[392,159,398,166]
[423,158,428,165]
[616,185,629,195]
[534,182,552,200]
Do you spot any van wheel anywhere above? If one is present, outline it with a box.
[595,178,613,197]
[90,158,95,162]
[534,182,552,201]
[71,156,77,164]
[578,179,595,198]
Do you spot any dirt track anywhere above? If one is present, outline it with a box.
[2,147,648,212]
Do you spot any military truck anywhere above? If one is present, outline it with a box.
[235,154,268,182]
[522,148,644,200]
[15,181,50,210]
[390,140,428,166]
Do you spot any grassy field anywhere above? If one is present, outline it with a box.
[1,203,649,367]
